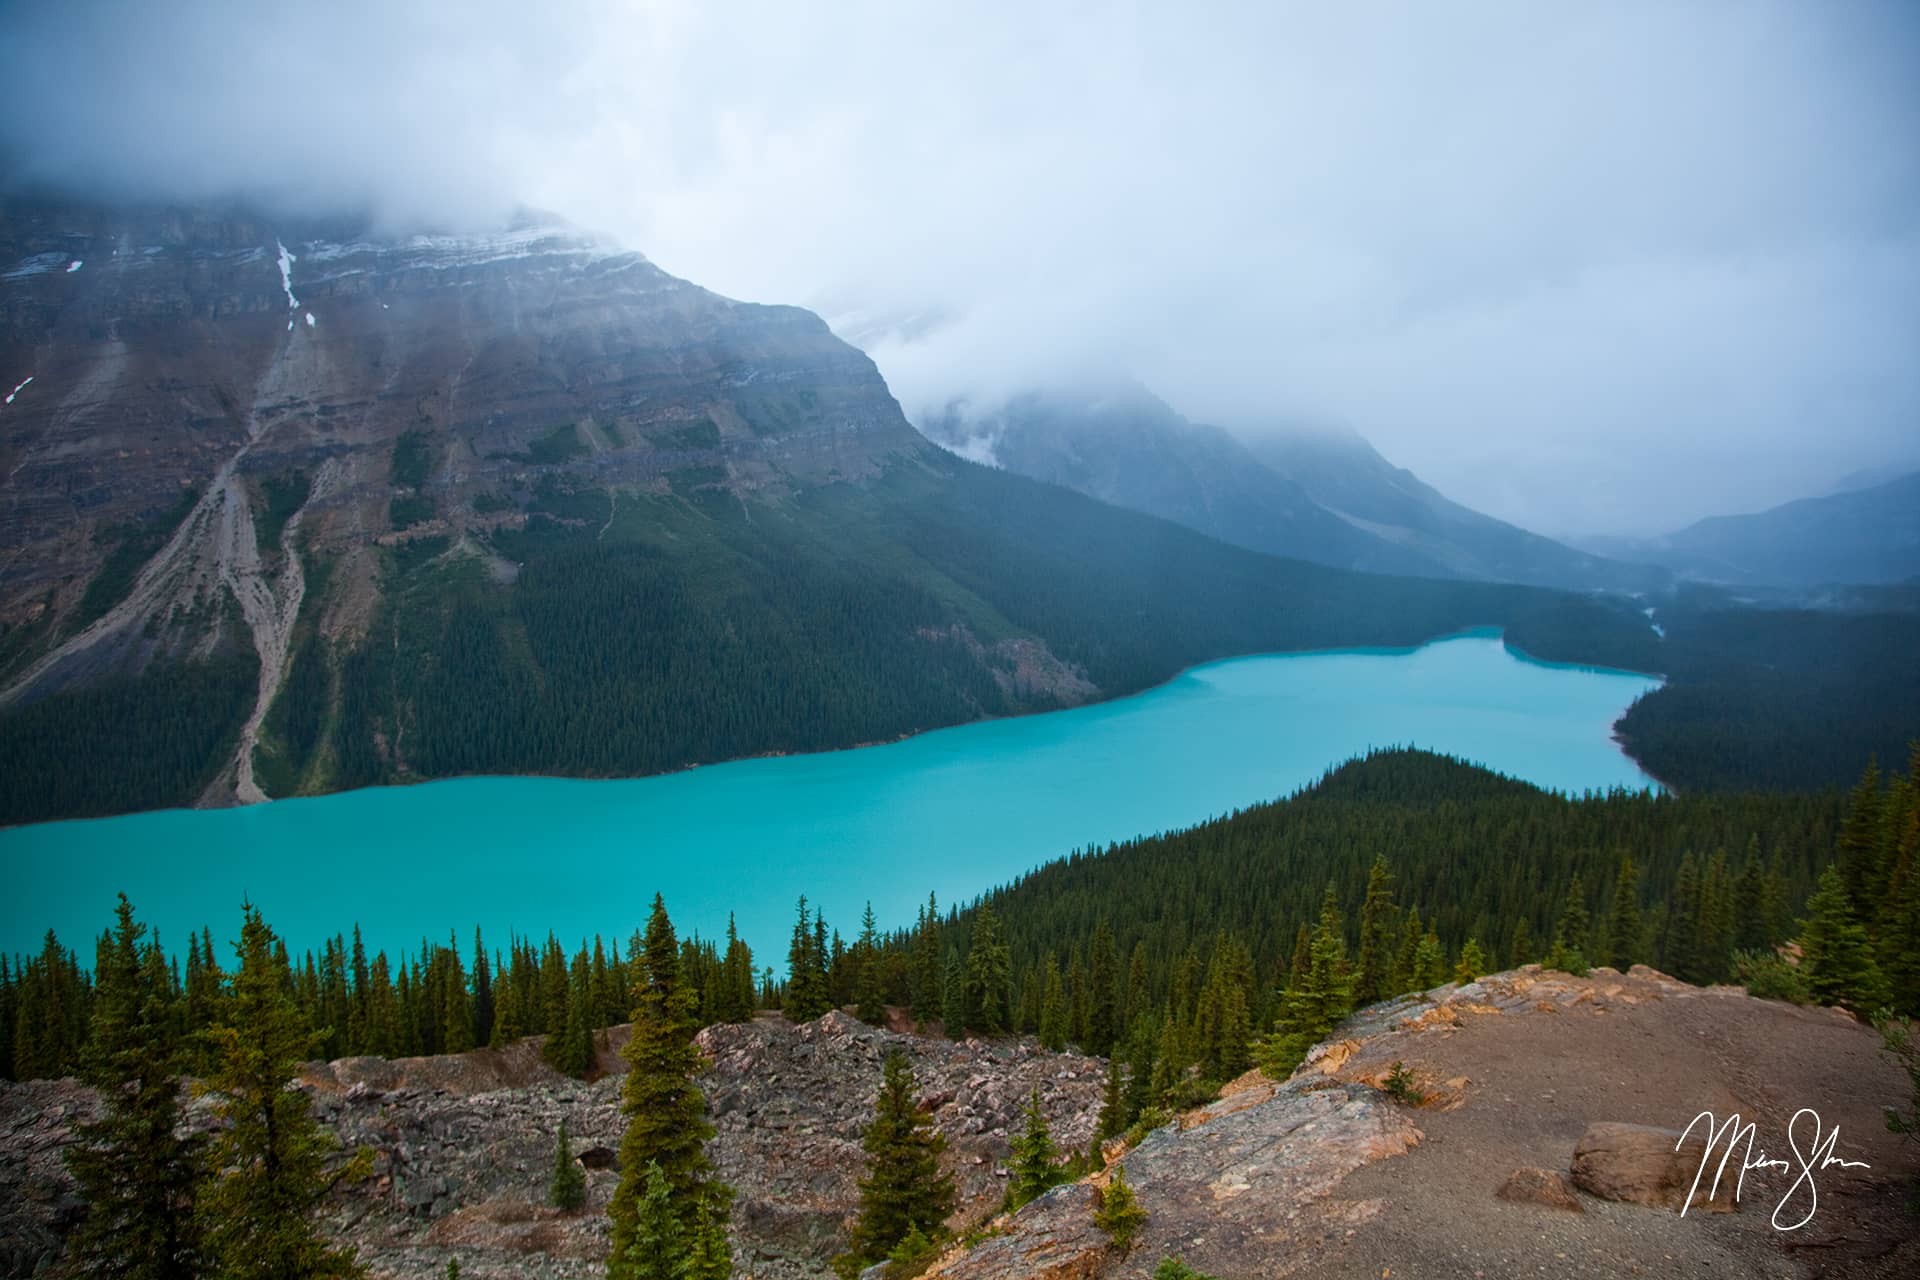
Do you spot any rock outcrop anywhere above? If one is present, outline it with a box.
[0,1010,1103,1280]
[914,966,1918,1280]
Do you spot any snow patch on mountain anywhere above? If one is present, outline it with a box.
[4,376,33,406]
[275,240,300,313]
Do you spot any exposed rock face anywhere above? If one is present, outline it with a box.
[0,194,927,709]
[917,966,1917,1280]
[922,1077,1420,1280]
[0,1010,1104,1280]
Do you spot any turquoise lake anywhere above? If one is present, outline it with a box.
[0,630,1660,965]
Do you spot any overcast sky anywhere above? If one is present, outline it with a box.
[2,1,1916,535]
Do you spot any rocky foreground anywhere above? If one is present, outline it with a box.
[1,1011,1103,1279]
[4,970,1917,1279]
[920,965,1918,1280]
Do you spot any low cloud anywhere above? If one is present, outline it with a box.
[4,1,1916,533]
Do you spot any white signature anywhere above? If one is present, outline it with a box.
[1677,1109,1871,1231]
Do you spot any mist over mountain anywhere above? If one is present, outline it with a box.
[917,382,1664,592]
[1578,471,1920,589]
[4,1,1918,537]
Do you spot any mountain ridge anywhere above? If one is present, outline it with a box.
[915,381,1665,593]
[1576,470,1920,588]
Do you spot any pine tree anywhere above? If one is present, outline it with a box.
[1839,759,1886,914]
[1663,854,1701,980]
[1093,1165,1147,1252]
[911,893,941,1027]
[620,1162,685,1280]
[1607,856,1641,970]
[1453,937,1485,985]
[197,906,368,1280]
[64,895,204,1279]
[1038,953,1068,1050]
[1507,915,1534,968]
[548,948,595,1078]
[1413,931,1448,989]
[441,932,472,1054]
[550,1118,586,1213]
[608,895,731,1280]
[1086,919,1121,1057]
[1390,906,1422,994]
[1799,865,1890,1014]
[1353,854,1397,1004]
[1006,1088,1063,1210]
[1259,886,1352,1077]
[941,947,966,1039]
[837,1048,955,1275]
[784,896,831,1022]
[718,917,756,1023]
[470,929,494,1049]
[855,902,886,1025]
[964,901,1012,1035]
[1545,875,1590,976]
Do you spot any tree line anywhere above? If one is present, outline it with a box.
[30,891,734,1279]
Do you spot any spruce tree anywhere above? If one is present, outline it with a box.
[470,929,494,1049]
[608,895,730,1280]
[620,1163,685,1280]
[1607,856,1641,970]
[1412,932,1448,990]
[1453,937,1485,985]
[197,905,367,1280]
[1353,854,1397,1004]
[1507,915,1534,968]
[784,896,831,1022]
[964,901,1012,1035]
[550,1118,587,1213]
[837,1048,955,1275]
[1800,865,1890,1014]
[941,947,966,1039]
[1038,954,1068,1050]
[1006,1088,1063,1210]
[1093,1165,1147,1252]
[549,948,595,1078]
[1545,876,1590,976]
[64,895,204,1280]
[1390,906,1422,994]
[1258,886,1352,1077]
[911,893,941,1027]
[855,902,886,1025]
[1086,919,1121,1057]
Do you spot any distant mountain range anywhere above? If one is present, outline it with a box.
[916,382,1666,593]
[1577,471,1920,588]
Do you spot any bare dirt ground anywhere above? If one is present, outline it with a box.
[1295,968,1918,1280]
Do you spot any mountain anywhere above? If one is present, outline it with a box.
[916,381,1663,593]
[1578,471,1920,588]
[1241,424,1666,592]
[918,383,1439,579]
[0,193,1690,825]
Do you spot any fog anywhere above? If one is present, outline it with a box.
[3,1,1916,535]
